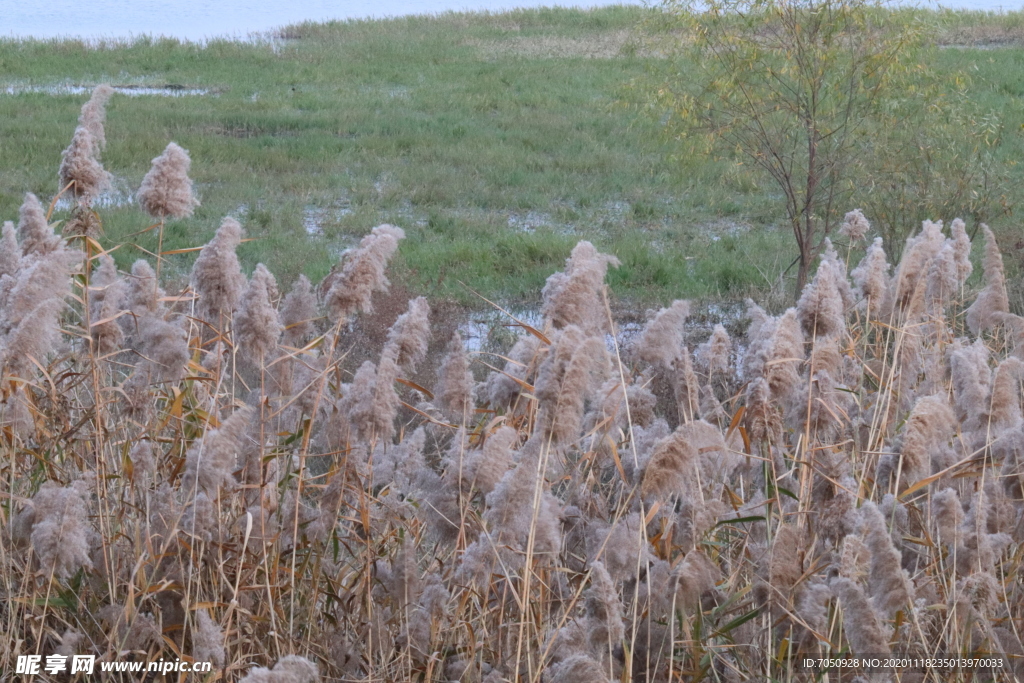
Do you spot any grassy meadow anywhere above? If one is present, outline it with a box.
[0,6,1023,311]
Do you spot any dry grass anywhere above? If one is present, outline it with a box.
[1,88,1024,683]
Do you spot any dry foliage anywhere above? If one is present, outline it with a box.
[1,88,1023,683]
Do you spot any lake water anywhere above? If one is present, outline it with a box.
[1,0,1020,42]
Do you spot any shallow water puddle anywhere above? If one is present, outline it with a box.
[458,307,545,353]
[53,179,135,212]
[303,202,353,236]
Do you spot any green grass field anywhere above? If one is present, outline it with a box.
[0,5,1022,309]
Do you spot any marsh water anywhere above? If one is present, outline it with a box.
[1,0,1020,42]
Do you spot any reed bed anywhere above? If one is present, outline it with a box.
[1,87,1023,683]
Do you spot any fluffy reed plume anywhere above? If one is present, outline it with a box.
[17,192,60,257]
[754,308,805,407]
[193,609,226,669]
[767,524,803,602]
[238,655,319,683]
[989,357,1024,434]
[485,332,540,408]
[0,221,20,278]
[139,315,190,381]
[925,241,958,315]
[831,577,891,656]
[281,275,317,346]
[641,426,698,502]
[822,238,856,308]
[930,487,963,549]
[234,263,283,360]
[797,258,846,339]
[535,328,608,443]
[950,339,992,435]
[475,440,562,569]
[887,219,945,317]
[541,240,620,335]
[78,84,114,152]
[850,237,889,316]
[590,375,657,436]
[949,217,973,286]
[673,347,700,423]
[838,208,870,241]
[584,561,625,661]
[28,480,94,579]
[191,216,246,325]
[127,258,162,316]
[182,406,254,496]
[636,299,689,370]
[695,323,731,376]
[345,356,401,444]
[323,224,404,323]
[860,502,914,615]
[546,654,610,683]
[0,238,81,377]
[883,395,954,491]
[385,296,430,372]
[137,142,200,219]
[464,425,516,495]
[58,125,110,202]
[743,376,781,445]
[966,225,1010,335]
[89,255,126,356]
[435,332,475,421]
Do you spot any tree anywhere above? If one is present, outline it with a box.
[853,78,1010,259]
[650,0,921,294]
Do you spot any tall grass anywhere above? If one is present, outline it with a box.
[1,89,1023,683]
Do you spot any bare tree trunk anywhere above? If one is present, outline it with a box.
[795,239,811,297]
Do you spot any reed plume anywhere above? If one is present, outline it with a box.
[182,406,254,496]
[193,609,226,669]
[838,208,870,241]
[850,237,889,317]
[238,655,319,683]
[0,222,20,278]
[58,125,110,203]
[966,225,1010,335]
[861,501,914,615]
[831,577,891,657]
[191,216,246,325]
[17,192,60,257]
[323,224,404,324]
[885,394,954,491]
[384,296,431,372]
[78,84,114,152]
[281,274,317,346]
[541,240,620,336]
[695,323,732,377]
[435,331,475,422]
[797,258,846,339]
[636,299,690,370]
[234,263,283,360]
[126,258,163,317]
[137,142,200,219]
[949,217,973,286]
[28,480,95,579]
